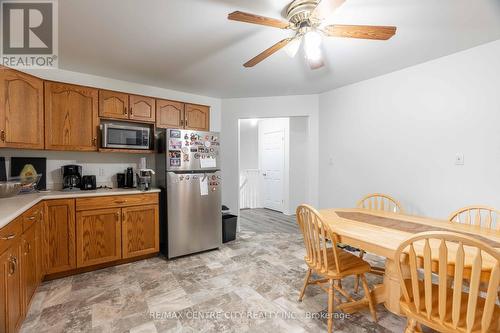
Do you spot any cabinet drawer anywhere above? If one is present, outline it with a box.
[76,193,158,211]
[0,216,22,255]
[22,204,42,232]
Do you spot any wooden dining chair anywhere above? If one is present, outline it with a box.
[354,193,405,292]
[296,204,377,333]
[394,231,500,333]
[448,205,500,230]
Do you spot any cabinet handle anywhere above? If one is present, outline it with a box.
[124,106,128,115]
[24,240,31,254]
[0,130,5,142]
[92,137,97,146]
[0,233,16,240]
[8,256,17,275]
[129,107,133,116]
[27,216,36,221]
[185,119,188,127]
[115,200,126,204]
[115,212,120,220]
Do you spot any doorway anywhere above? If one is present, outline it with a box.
[238,117,309,216]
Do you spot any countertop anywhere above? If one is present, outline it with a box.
[0,188,161,229]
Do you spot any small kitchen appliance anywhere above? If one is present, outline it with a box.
[81,175,97,190]
[125,167,134,188]
[136,169,155,191]
[101,122,151,150]
[62,165,82,190]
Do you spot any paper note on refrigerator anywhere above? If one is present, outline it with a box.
[200,156,216,168]
[199,176,208,196]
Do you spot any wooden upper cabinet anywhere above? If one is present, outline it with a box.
[185,104,210,131]
[129,95,155,123]
[44,82,99,151]
[0,69,44,149]
[43,199,76,275]
[76,208,122,268]
[99,90,129,120]
[122,205,159,259]
[156,99,184,129]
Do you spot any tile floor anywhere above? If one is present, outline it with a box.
[21,209,409,333]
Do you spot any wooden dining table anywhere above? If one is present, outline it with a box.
[319,208,500,315]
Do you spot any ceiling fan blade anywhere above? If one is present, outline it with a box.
[228,11,290,29]
[244,38,292,68]
[311,0,346,20]
[323,25,397,40]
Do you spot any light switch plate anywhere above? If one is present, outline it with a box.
[455,153,464,165]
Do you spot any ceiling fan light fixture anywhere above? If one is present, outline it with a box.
[304,30,322,61]
[285,37,302,58]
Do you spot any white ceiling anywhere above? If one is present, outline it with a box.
[59,0,500,98]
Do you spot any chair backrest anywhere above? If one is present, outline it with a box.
[296,204,341,274]
[357,193,404,213]
[448,206,500,230]
[394,231,500,333]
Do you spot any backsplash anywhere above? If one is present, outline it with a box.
[0,149,154,190]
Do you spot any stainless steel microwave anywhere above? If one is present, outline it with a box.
[101,123,151,150]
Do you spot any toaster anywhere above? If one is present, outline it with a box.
[81,175,97,190]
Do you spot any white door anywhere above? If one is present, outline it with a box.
[261,129,285,211]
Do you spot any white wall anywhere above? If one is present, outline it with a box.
[318,39,500,219]
[239,119,259,171]
[289,117,309,214]
[221,95,319,215]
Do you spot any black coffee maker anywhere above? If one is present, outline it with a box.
[62,165,82,190]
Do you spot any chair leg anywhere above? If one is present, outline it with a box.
[355,250,365,293]
[360,274,377,322]
[354,275,360,293]
[298,268,312,302]
[327,279,335,333]
[404,318,417,333]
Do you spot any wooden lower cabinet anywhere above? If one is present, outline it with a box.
[76,208,122,267]
[0,194,159,332]
[43,199,76,275]
[0,241,23,333]
[21,224,39,313]
[122,205,159,259]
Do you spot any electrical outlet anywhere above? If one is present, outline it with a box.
[98,168,105,176]
[455,153,464,165]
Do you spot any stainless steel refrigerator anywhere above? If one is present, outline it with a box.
[156,129,222,259]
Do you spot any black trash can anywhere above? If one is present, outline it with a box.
[222,214,237,243]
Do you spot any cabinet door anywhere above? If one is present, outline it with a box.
[43,199,76,274]
[44,82,99,151]
[156,99,184,129]
[76,208,122,268]
[21,225,38,311]
[184,104,210,131]
[0,249,7,333]
[99,90,129,120]
[0,69,44,149]
[1,242,23,333]
[122,205,159,259]
[129,95,155,123]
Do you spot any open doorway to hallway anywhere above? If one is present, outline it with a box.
[238,117,309,223]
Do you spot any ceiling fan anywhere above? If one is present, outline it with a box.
[228,0,397,69]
